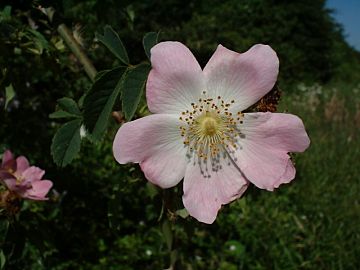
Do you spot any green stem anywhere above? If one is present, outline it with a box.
[57,24,97,82]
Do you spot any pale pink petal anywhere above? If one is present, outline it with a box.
[16,156,30,173]
[233,112,310,191]
[146,41,205,114]
[113,114,188,188]
[21,166,45,183]
[182,158,248,224]
[25,180,53,200]
[233,142,290,191]
[239,113,310,152]
[273,160,296,189]
[1,150,14,166]
[204,44,279,112]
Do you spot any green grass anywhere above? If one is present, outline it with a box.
[203,82,360,270]
[16,83,360,270]
[273,83,360,269]
[167,83,360,269]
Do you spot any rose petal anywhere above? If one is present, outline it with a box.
[113,114,188,188]
[1,150,16,171]
[274,159,296,189]
[1,150,14,166]
[16,156,30,173]
[25,180,53,200]
[21,166,45,183]
[0,171,14,180]
[182,158,248,224]
[204,44,279,112]
[146,41,205,114]
[233,112,310,190]
[3,178,17,191]
[240,112,310,152]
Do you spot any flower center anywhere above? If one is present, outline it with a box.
[9,171,24,185]
[198,112,220,136]
[15,176,24,185]
[179,91,244,161]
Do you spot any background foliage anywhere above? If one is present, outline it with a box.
[0,0,359,269]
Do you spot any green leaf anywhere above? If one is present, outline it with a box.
[3,223,25,261]
[146,182,160,199]
[24,29,49,55]
[96,25,129,65]
[83,66,127,140]
[94,69,110,81]
[50,97,82,119]
[170,250,178,268]
[57,97,81,116]
[162,220,173,251]
[4,84,15,109]
[0,6,11,22]
[0,220,9,269]
[175,208,189,219]
[143,31,159,59]
[121,63,151,120]
[78,94,86,109]
[0,250,5,269]
[49,110,81,119]
[51,119,82,167]
[0,220,9,246]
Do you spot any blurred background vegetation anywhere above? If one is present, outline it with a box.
[0,0,359,269]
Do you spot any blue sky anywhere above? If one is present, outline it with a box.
[326,0,360,51]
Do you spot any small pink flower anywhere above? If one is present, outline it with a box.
[113,42,310,224]
[0,150,53,201]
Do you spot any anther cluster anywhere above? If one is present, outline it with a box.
[179,91,244,161]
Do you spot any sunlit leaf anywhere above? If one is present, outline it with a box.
[51,119,82,167]
[4,84,15,109]
[96,25,129,65]
[0,6,11,22]
[83,66,127,140]
[143,31,159,59]
[25,29,49,55]
[121,63,151,120]
[175,208,189,219]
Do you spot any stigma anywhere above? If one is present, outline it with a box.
[179,91,244,160]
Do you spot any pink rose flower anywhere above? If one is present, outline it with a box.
[113,42,310,224]
[0,150,53,201]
